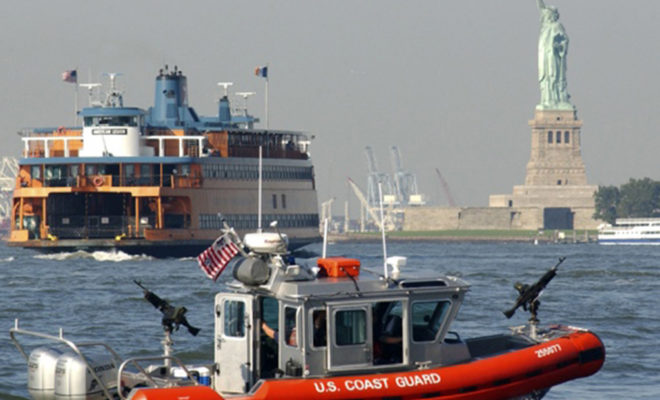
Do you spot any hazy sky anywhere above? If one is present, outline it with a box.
[2,0,659,213]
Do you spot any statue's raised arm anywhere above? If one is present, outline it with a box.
[536,0,547,11]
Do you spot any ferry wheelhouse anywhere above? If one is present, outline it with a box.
[8,66,319,256]
[10,230,605,400]
[597,218,660,245]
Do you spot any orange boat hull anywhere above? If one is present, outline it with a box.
[132,330,604,400]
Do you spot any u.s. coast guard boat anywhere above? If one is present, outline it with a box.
[10,225,605,400]
[8,66,319,256]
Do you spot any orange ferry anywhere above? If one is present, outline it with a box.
[8,66,319,256]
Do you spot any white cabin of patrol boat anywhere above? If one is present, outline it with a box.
[78,107,151,157]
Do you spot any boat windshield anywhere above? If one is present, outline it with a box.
[84,115,139,127]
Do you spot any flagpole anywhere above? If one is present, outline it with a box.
[258,145,263,233]
[265,64,269,130]
[74,83,79,125]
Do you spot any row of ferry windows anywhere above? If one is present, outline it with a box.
[223,299,452,347]
[83,116,141,127]
[547,130,571,144]
[31,164,190,180]
[199,213,319,230]
[202,164,312,181]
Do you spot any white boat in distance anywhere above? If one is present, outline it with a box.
[598,218,660,245]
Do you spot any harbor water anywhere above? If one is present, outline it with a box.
[1,240,658,399]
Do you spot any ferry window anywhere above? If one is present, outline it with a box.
[547,131,553,143]
[411,301,451,342]
[87,115,138,127]
[85,164,96,176]
[556,131,561,143]
[224,300,245,338]
[31,165,41,180]
[272,194,277,209]
[281,194,287,209]
[181,164,190,176]
[284,306,298,347]
[312,309,327,348]
[564,131,570,143]
[335,309,366,346]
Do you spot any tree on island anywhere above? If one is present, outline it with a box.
[594,178,660,224]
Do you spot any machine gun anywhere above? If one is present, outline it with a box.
[134,280,200,336]
[503,257,566,321]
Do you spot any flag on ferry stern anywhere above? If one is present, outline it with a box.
[61,70,77,83]
[254,66,268,78]
[197,234,240,281]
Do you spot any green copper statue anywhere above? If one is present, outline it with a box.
[536,0,574,110]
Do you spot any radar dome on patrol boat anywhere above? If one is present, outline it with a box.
[243,232,288,254]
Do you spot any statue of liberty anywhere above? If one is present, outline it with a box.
[536,0,573,110]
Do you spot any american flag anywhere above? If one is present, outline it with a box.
[61,69,77,83]
[197,234,240,281]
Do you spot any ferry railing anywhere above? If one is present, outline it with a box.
[10,319,121,400]
[28,174,202,189]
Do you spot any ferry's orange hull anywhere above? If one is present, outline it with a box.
[132,330,604,400]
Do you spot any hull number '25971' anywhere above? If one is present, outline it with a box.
[535,344,562,358]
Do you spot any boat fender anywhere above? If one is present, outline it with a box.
[92,175,104,187]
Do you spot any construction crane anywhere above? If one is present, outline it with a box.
[435,168,457,207]
[347,178,395,231]
[364,146,394,207]
[0,157,18,228]
[320,198,335,231]
[390,146,423,206]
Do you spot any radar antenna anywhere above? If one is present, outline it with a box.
[235,91,256,116]
[102,72,124,107]
[78,83,102,106]
[217,82,233,97]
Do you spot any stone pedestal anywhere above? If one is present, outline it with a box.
[525,109,587,186]
[488,109,599,230]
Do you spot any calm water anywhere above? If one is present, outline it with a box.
[1,240,658,399]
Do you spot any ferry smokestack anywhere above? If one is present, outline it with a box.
[151,66,188,124]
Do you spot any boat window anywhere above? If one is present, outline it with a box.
[31,165,41,180]
[373,301,403,365]
[84,115,138,127]
[224,300,246,337]
[335,309,366,346]
[284,306,298,347]
[411,301,451,342]
[85,164,96,176]
[312,309,327,348]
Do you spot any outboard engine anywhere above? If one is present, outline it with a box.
[54,352,117,400]
[28,347,62,400]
